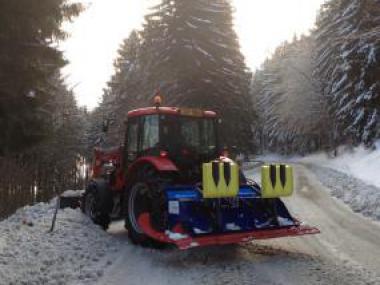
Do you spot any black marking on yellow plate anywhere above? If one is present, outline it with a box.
[261,164,294,198]
[270,165,276,189]
[212,162,219,185]
[224,162,231,185]
[280,164,286,188]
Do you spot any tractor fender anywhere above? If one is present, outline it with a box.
[128,156,179,173]
[125,156,178,187]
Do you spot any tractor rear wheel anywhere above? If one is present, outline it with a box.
[125,182,153,246]
[123,165,171,248]
[125,175,168,248]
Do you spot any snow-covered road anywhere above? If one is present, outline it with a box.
[96,165,380,285]
[1,164,380,285]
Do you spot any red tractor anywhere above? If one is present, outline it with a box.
[82,101,319,249]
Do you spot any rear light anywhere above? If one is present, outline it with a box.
[160,150,168,158]
[153,89,162,108]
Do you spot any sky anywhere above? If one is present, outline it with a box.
[61,0,326,110]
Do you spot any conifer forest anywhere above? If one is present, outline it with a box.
[0,0,379,217]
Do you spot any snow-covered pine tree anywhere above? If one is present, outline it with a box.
[251,36,326,154]
[0,0,82,154]
[136,0,255,150]
[0,1,86,210]
[341,0,380,145]
[313,0,345,147]
[108,31,142,107]
[314,0,380,146]
[254,53,285,153]
[98,31,145,145]
[98,0,255,150]
[250,72,266,153]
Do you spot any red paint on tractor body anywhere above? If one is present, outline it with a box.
[92,147,122,179]
[90,106,216,192]
[127,156,179,173]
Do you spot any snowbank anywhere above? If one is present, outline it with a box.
[0,201,119,285]
[60,189,85,198]
[307,164,380,220]
[302,140,380,188]
[299,141,380,220]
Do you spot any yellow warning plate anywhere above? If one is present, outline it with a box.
[202,161,239,198]
[261,164,293,198]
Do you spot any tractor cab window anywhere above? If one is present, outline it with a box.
[127,119,139,162]
[180,119,201,149]
[200,119,216,148]
[181,118,217,154]
[160,115,218,160]
[141,115,159,154]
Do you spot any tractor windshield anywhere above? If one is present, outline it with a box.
[159,114,218,160]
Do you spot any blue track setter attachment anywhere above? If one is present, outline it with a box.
[136,164,319,249]
[164,185,297,236]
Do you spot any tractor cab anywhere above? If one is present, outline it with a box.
[125,106,219,182]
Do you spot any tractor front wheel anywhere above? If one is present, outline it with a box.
[83,181,112,230]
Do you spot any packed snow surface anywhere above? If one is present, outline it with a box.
[0,201,119,285]
[1,154,380,284]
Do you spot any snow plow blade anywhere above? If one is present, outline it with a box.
[138,213,320,250]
